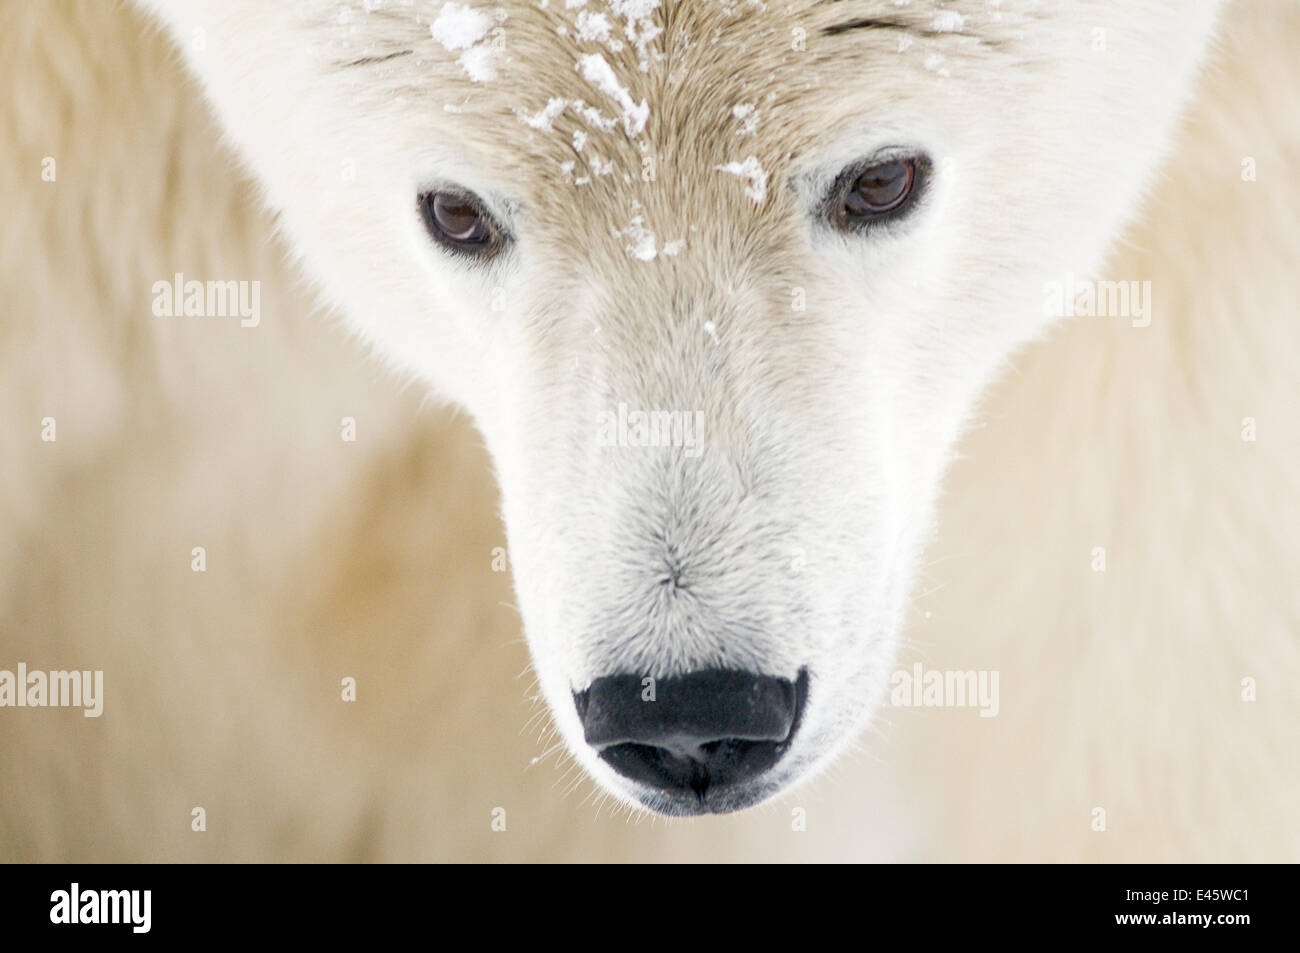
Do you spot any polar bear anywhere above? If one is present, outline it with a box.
[1,0,1295,859]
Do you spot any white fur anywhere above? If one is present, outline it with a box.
[126,0,1233,812]
[3,0,1295,856]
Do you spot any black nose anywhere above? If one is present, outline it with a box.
[573,668,809,808]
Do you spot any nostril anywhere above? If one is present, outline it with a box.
[600,738,778,800]
[573,668,810,804]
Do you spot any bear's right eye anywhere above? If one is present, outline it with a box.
[418,189,506,260]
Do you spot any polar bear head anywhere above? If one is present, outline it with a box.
[140,0,1219,813]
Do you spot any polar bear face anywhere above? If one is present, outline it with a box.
[139,0,1221,813]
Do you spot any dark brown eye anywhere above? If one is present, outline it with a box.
[418,190,503,258]
[830,156,926,229]
[847,159,914,214]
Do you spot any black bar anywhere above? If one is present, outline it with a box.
[1,863,1282,940]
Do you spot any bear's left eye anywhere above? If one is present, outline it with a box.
[827,155,928,231]
[418,189,506,260]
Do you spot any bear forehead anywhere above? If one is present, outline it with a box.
[316,0,1035,172]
